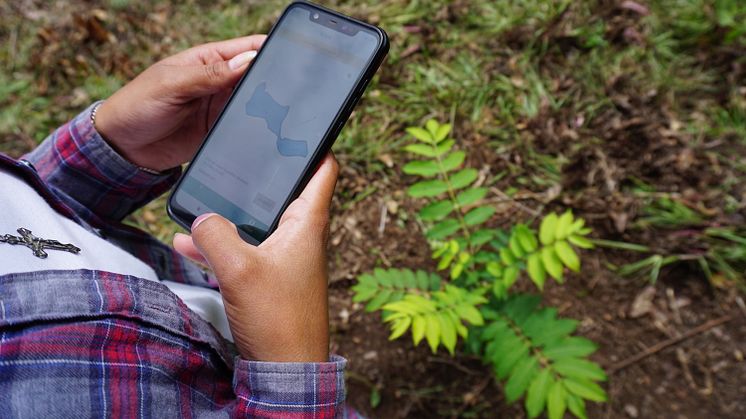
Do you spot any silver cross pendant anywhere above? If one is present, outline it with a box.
[0,228,81,259]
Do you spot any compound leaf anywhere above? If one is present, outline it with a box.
[389,316,411,340]
[540,213,559,245]
[352,285,378,302]
[568,234,594,249]
[455,304,484,326]
[450,168,478,189]
[456,187,488,207]
[553,359,607,382]
[438,312,457,355]
[563,378,607,402]
[470,229,496,246]
[516,225,538,252]
[406,126,433,143]
[505,356,538,403]
[401,269,417,289]
[500,247,516,265]
[434,122,451,142]
[464,206,495,226]
[441,151,466,172]
[543,337,598,360]
[411,314,426,345]
[566,392,589,419]
[542,246,564,282]
[403,160,440,177]
[435,139,455,156]
[496,341,529,379]
[527,253,546,290]
[366,289,392,312]
[503,266,520,288]
[425,314,441,353]
[547,381,567,419]
[427,219,461,240]
[555,210,574,239]
[555,240,580,272]
[525,369,553,418]
[404,143,436,157]
[419,200,453,221]
[425,119,439,137]
[408,179,449,198]
[509,233,526,258]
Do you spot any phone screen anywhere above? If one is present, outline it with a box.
[170,4,383,242]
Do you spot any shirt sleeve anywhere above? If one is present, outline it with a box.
[232,355,353,418]
[22,102,181,222]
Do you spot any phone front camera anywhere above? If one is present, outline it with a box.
[313,13,319,19]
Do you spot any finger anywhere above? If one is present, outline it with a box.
[202,35,267,60]
[166,35,267,65]
[173,232,208,266]
[166,50,257,98]
[207,88,234,126]
[291,153,339,215]
[190,213,258,273]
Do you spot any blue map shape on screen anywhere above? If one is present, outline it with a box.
[245,82,308,157]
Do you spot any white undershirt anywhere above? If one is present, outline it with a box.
[0,169,232,340]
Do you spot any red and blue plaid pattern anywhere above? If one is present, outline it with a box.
[0,104,356,418]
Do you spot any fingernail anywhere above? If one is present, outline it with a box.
[192,213,216,230]
[228,50,257,70]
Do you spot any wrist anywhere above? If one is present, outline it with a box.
[235,333,330,363]
[231,315,330,363]
[92,101,164,175]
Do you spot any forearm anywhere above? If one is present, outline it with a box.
[23,102,181,223]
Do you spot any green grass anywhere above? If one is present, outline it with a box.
[1,0,744,282]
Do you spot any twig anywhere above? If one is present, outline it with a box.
[377,201,388,237]
[488,187,541,218]
[608,314,734,374]
[735,297,746,318]
[426,356,481,376]
[450,375,493,419]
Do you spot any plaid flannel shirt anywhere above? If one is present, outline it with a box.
[0,104,356,418]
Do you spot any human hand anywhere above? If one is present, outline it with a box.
[95,35,266,172]
[172,155,339,362]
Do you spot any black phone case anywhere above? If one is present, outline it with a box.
[167,1,389,244]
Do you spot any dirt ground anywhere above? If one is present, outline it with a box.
[327,171,746,418]
[1,1,745,418]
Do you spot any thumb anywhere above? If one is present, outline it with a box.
[190,213,257,274]
[170,50,257,97]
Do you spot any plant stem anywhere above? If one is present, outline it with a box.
[430,141,473,253]
[496,312,565,382]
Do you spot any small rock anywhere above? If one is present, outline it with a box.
[142,209,157,224]
[377,153,394,168]
[610,211,629,233]
[630,286,656,318]
[363,350,378,360]
[339,308,350,325]
[624,404,639,418]
[735,349,744,362]
[386,199,399,214]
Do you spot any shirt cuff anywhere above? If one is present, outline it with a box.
[24,102,181,222]
[232,355,347,415]
[79,101,180,185]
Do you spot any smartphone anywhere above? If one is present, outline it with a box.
[168,1,388,244]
